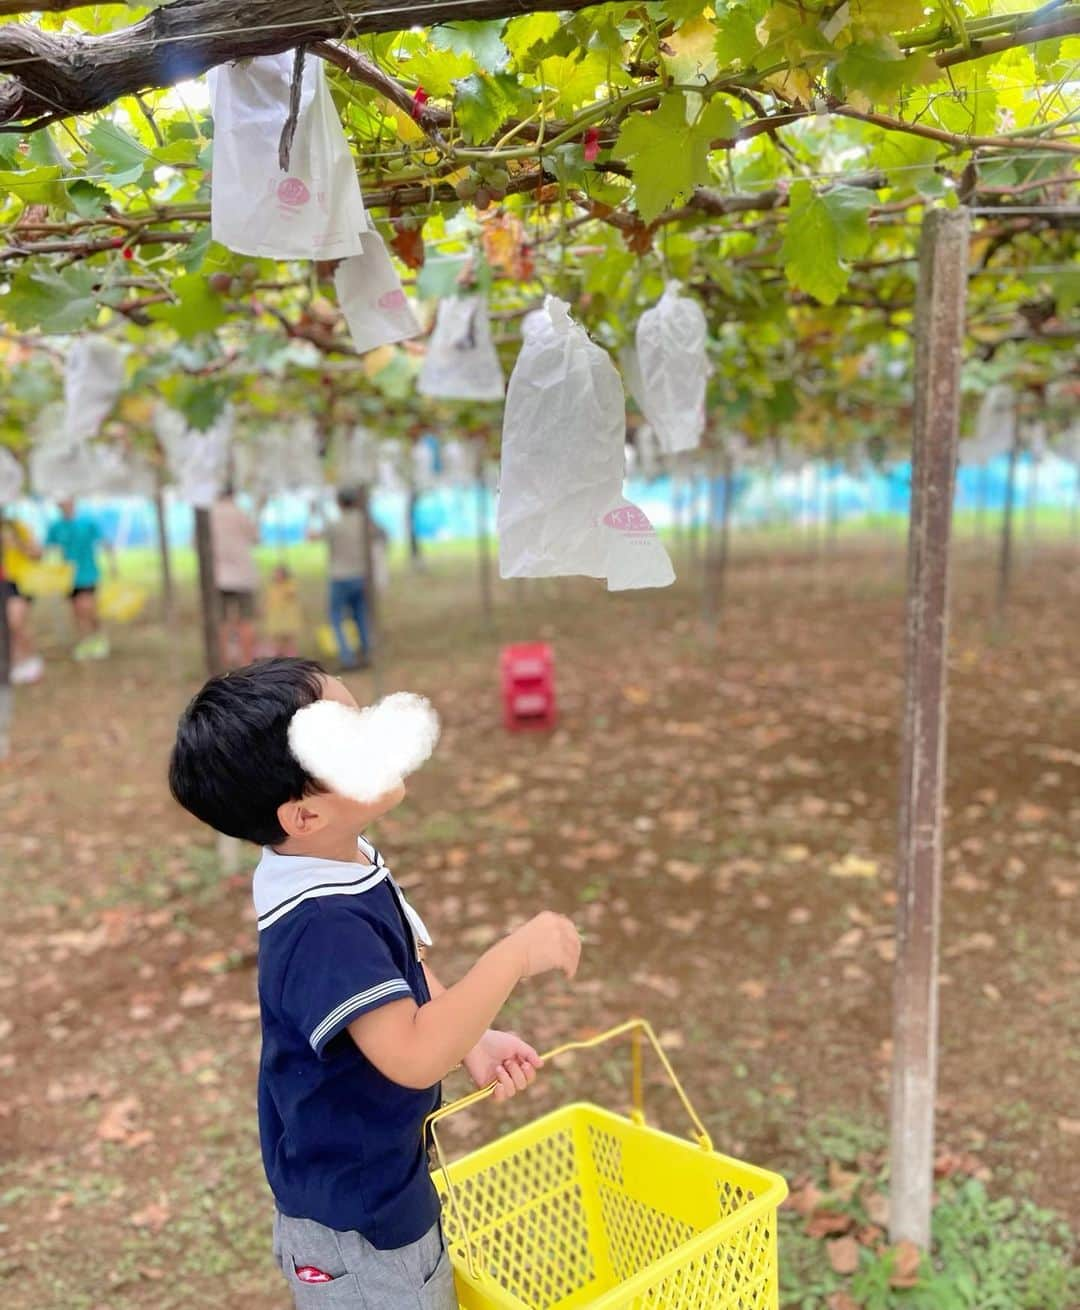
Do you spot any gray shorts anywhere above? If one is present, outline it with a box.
[273,1210,457,1309]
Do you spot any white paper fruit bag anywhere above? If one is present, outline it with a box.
[498,296,674,591]
[635,282,707,454]
[65,338,125,443]
[155,405,233,508]
[417,294,504,401]
[0,447,24,504]
[334,231,421,354]
[209,53,367,260]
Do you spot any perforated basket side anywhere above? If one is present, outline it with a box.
[438,1109,600,1309]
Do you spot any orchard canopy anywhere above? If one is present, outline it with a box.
[0,0,1076,456]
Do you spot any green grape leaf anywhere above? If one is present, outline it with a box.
[543,51,615,113]
[698,96,739,143]
[503,12,561,63]
[4,264,99,333]
[146,273,228,339]
[176,225,213,272]
[26,129,67,169]
[416,254,470,299]
[404,46,474,99]
[615,92,725,223]
[781,181,873,305]
[454,73,521,144]
[432,21,508,71]
[850,0,926,33]
[550,143,588,188]
[87,120,150,175]
[714,1,764,68]
[661,0,711,26]
[65,179,111,218]
[1053,270,1080,318]
[0,166,67,207]
[836,40,939,109]
[167,377,228,431]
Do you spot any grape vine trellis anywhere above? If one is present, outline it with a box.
[0,0,1074,437]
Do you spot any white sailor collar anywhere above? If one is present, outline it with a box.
[252,836,431,950]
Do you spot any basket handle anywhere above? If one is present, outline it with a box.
[426,1018,713,1280]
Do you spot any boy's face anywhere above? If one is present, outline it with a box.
[311,675,406,821]
[275,675,410,850]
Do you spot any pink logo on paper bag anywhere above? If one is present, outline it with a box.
[603,505,653,534]
[277,177,310,207]
[377,289,408,311]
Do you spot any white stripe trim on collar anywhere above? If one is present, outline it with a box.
[252,839,432,948]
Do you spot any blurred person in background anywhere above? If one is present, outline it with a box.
[0,515,44,684]
[45,498,112,662]
[210,485,259,668]
[313,487,375,671]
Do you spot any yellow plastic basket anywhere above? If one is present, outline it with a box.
[429,1020,787,1310]
[18,559,74,598]
[99,579,148,623]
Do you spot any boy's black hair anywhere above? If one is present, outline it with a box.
[169,657,327,846]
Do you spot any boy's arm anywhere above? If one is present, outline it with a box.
[422,961,539,1099]
[349,912,578,1091]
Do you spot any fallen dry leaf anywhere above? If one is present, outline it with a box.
[861,1186,889,1227]
[888,1239,922,1288]
[827,1293,860,1310]
[178,984,213,1009]
[1057,1117,1080,1136]
[829,854,878,880]
[737,979,768,1001]
[806,1209,855,1238]
[97,1096,140,1143]
[784,1181,823,1217]
[827,1160,860,1202]
[826,1235,860,1275]
[130,1196,171,1234]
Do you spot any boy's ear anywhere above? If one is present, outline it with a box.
[277,797,328,839]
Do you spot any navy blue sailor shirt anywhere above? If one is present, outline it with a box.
[254,836,441,1249]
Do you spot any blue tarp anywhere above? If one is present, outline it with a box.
[8,452,1079,549]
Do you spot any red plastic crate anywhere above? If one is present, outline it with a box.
[500,642,556,731]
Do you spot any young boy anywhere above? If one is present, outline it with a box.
[169,659,580,1308]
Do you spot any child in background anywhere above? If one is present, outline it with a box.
[265,564,303,657]
[169,659,581,1309]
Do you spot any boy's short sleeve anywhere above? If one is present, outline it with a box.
[279,909,413,1058]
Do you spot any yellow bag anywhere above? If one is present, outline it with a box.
[429,1021,787,1310]
[316,620,362,657]
[18,559,74,598]
[99,579,148,623]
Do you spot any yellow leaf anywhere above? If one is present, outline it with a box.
[363,345,396,377]
[385,104,425,145]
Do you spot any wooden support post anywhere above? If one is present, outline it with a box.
[890,207,969,1251]
[702,450,734,627]
[995,433,1018,629]
[193,506,224,677]
[475,444,493,626]
[357,482,383,695]
[154,483,174,626]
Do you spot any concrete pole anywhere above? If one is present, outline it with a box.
[889,207,969,1251]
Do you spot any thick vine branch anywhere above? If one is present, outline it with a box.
[0,0,1077,131]
[0,0,628,129]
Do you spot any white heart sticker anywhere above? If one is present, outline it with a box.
[288,693,440,803]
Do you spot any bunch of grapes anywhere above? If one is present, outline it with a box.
[455,159,511,211]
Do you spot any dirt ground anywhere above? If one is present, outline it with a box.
[1,534,1077,1309]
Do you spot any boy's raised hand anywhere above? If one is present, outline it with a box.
[464,1030,542,1102]
[511,911,582,979]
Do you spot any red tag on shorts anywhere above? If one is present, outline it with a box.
[295,1265,334,1284]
